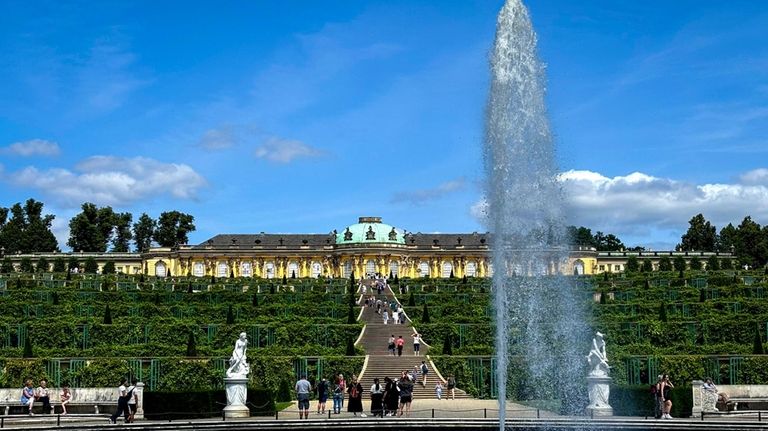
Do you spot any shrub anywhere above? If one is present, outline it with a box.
[186,332,197,357]
[442,334,453,355]
[19,257,33,273]
[346,337,356,356]
[52,258,66,273]
[102,261,116,274]
[103,304,113,324]
[690,257,702,271]
[626,256,639,273]
[1,257,15,273]
[143,389,275,419]
[707,256,720,271]
[408,291,415,306]
[226,305,235,324]
[754,324,764,355]
[23,334,33,358]
[36,257,49,272]
[84,257,98,274]
[658,256,672,272]
[422,303,431,323]
[673,256,686,273]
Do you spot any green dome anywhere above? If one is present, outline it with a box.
[336,217,404,245]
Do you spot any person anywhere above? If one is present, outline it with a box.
[420,361,429,386]
[337,373,346,409]
[392,308,399,325]
[383,376,399,417]
[346,375,365,417]
[295,374,311,419]
[410,366,418,383]
[226,332,249,377]
[652,375,663,419]
[435,381,444,400]
[660,374,674,419]
[21,379,35,415]
[396,336,405,357]
[126,379,138,423]
[383,310,389,325]
[59,383,71,415]
[413,333,422,356]
[370,377,384,417]
[36,379,51,414]
[109,378,130,424]
[388,335,396,356]
[316,378,328,415]
[397,374,414,417]
[332,380,343,414]
[447,374,456,400]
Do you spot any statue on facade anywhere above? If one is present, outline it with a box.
[389,227,398,241]
[586,331,612,415]
[226,332,250,378]
[344,228,353,241]
[366,226,376,240]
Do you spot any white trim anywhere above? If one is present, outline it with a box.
[357,355,370,382]
[426,355,446,383]
[354,324,367,346]
[356,305,365,322]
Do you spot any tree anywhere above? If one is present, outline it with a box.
[442,334,453,355]
[1,257,14,273]
[678,214,717,252]
[226,305,235,324]
[103,304,113,324]
[707,255,720,271]
[566,226,596,247]
[35,257,49,272]
[659,302,667,323]
[186,331,197,357]
[658,256,672,272]
[153,211,195,248]
[133,213,156,253]
[19,257,33,273]
[252,293,259,307]
[0,199,59,253]
[345,337,356,356]
[625,256,639,273]
[735,217,768,268]
[593,231,625,251]
[84,257,98,274]
[673,256,687,273]
[753,324,765,355]
[102,261,116,274]
[422,303,431,323]
[641,259,653,273]
[720,258,733,270]
[22,333,33,358]
[689,257,702,271]
[52,258,66,273]
[112,212,133,252]
[717,223,738,253]
[347,304,356,324]
[599,291,607,304]
[67,203,115,252]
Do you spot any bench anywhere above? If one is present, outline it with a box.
[692,381,768,414]
[0,383,144,419]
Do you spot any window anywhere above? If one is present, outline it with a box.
[288,261,299,278]
[465,261,477,277]
[193,262,205,277]
[418,262,430,278]
[598,265,605,272]
[441,262,453,278]
[487,263,494,277]
[614,264,621,271]
[573,259,585,275]
[241,262,252,278]
[155,262,166,277]
[366,260,376,277]
[389,261,399,277]
[265,262,275,279]
[311,262,322,278]
[217,262,228,278]
[343,261,354,278]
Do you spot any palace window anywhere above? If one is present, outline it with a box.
[598,265,605,272]
[418,262,430,278]
[389,261,399,277]
[573,259,585,275]
[441,262,453,278]
[311,262,322,278]
[265,262,275,279]
[217,262,228,278]
[288,261,299,278]
[614,264,621,272]
[155,262,166,277]
[241,262,252,278]
[343,261,353,278]
[366,260,376,277]
[193,262,204,277]
[465,261,477,277]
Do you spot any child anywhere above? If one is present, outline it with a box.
[60,384,71,415]
[435,381,444,400]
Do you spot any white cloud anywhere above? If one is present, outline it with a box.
[6,156,207,208]
[391,178,466,205]
[254,137,323,163]
[470,168,768,246]
[2,139,61,157]
[199,127,235,150]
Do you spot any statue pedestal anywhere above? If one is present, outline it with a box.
[586,375,613,417]
[223,377,249,418]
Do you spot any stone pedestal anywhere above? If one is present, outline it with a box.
[586,375,613,417]
[223,377,249,418]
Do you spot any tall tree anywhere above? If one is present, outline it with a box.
[112,212,133,252]
[735,217,768,268]
[678,214,717,252]
[0,199,58,253]
[566,226,595,247]
[67,203,115,252]
[717,223,738,253]
[133,213,156,253]
[154,211,195,248]
[593,231,625,251]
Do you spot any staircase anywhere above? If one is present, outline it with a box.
[355,283,470,399]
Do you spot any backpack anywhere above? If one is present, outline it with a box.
[421,364,428,374]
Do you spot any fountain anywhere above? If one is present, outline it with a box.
[483,0,590,426]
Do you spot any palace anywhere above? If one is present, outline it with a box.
[3,217,734,277]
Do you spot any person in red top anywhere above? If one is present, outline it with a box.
[396,336,405,357]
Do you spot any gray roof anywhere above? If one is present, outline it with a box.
[196,232,490,249]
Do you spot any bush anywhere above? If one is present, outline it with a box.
[19,257,33,273]
[422,303,430,323]
[36,257,49,273]
[1,257,15,273]
[84,257,98,274]
[346,337,356,356]
[611,385,692,418]
[102,261,116,274]
[143,389,274,419]
[52,258,66,273]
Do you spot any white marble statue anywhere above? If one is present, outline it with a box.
[587,331,609,377]
[226,332,250,378]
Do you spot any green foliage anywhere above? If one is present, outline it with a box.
[19,257,33,273]
[133,213,156,253]
[103,304,113,324]
[2,257,15,273]
[0,199,59,254]
[599,291,607,304]
[153,211,195,248]
[625,256,639,273]
[689,257,702,271]
[186,332,197,357]
[226,305,235,324]
[641,259,653,273]
[0,359,47,387]
[22,334,33,358]
[658,256,672,272]
[707,255,720,271]
[612,385,692,417]
[673,256,687,273]
[84,257,98,274]
[144,389,274,419]
[347,305,356,324]
[442,334,453,355]
[35,257,49,273]
[408,291,415,306]
[276,378,293,402]
[679,214,717,252]
[67,358,132,387]
[422,303,430,323]
[102,261,116,274]
[67,203,116,252]
[282,274,287,285]
[658,302,667,322]
[345,337,356,356]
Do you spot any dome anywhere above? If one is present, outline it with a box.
[335,217,405,245]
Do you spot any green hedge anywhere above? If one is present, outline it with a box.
[611,385,692,418]
[143,389,274,419]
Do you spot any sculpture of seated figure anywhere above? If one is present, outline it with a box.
[587,332,610,377]
[226,332,250,378]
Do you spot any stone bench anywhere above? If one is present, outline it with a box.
[692,381,768,414]
[0,384,144,419]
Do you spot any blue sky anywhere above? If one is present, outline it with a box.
[1,0,767,250]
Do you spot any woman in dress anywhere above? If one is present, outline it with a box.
[660,374,675,419]
[383,376,399,416]
[397,373,414,417]
[370,377,384,417]
[20,379,35,415]
[346,375,365,417]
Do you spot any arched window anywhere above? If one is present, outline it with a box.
[441,262,453,278]
[573,259,585,275]
[311,262,322,278]
[264,262,275,279]
[487,263,494,277]
[217,262,228,278]
[343,261,354,278]
[241,262,252,278]
[155,261,166,277]
[418,262,430,278]
[465,261,477,277]
[193,262,204,277]
[366,260,376,277]
[288,261,299,278]
[389,261,399,277]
